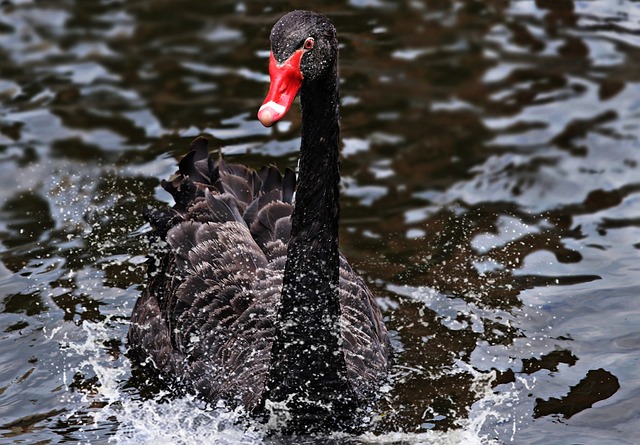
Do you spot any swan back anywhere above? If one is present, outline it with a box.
[130,136,295,409]
[130,137,390,420]
[132,65,390,433]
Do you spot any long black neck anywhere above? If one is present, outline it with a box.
[263,65,355,429]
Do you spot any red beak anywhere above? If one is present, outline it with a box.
[258,50,304,127]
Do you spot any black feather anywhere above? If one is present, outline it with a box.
[129,10,390,435]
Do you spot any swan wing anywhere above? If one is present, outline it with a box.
[129,137,295,409]
[339,256,391,398]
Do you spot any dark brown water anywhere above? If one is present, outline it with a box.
[1,1,639,443]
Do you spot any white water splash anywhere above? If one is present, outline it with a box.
[108,398,264,445]
[57,319,264,445]
[57,311,517,445]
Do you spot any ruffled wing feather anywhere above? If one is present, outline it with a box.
[129,136,390,411]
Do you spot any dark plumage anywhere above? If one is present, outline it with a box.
[128,10,390,433]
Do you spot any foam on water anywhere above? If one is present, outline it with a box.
[108,398,263,445]
[56,319,263,444]
[54,306,518,445]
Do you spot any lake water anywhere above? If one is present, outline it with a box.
[1,1,639,444]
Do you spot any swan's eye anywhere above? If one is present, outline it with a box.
[303,37,314,50]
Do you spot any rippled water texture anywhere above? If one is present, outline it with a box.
[1,1,640,443]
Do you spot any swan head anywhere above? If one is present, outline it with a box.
[258,11,338,127]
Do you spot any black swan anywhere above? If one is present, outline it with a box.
[128,10,390,432]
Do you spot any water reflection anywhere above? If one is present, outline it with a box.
[533,368,620,419]
[1,0,639,443]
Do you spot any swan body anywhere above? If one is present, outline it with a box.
[129,11,390,432]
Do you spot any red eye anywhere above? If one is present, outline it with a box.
[304,37,314,50]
